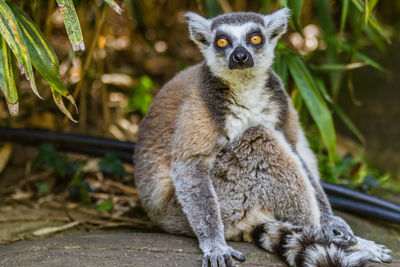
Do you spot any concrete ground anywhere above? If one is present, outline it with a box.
[0,210,399,267]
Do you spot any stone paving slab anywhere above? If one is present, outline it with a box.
[0,210,399,267]
[0,229,398,267]
[0,231,285,267]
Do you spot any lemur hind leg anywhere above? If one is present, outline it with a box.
[212,126,322,235]
[252,221,392,267]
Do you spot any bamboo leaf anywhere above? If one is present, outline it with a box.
[9,2,77,121]
[288,0,303,26]
[56,0,85,51]
[350,0,388,42]
[314,77,333,104]
[340,0,349,36]
[0,35,18,115]
[368,0,379,12]
[204,0,221,17]
[104,0,123,14]
[327,37,384,71]
[286,55,336,162]
[0,0,39,99]
[364,0,369,28]
[52,89,78,123]
[279,0,302,33]
[273,53,288,88]
[311,62,368,72]
[332,103,365,143]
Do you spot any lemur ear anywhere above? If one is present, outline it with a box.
[264,8,291,41]
[185,12,211,50]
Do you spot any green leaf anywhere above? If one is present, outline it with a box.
[8,2,77,121]
[38,182,49,194]
[0,35,18,115]
[203,0,221,17]
[315,0,335,36]
[273,53,288,88]
[97,199,113,212]
[99,152,126,176]
[311,62,368,72]
[56,0,85,51]
[286,55,336,162]
[368,0,379,12]
[33,143,77,177]
[0,1,38,98]
[340,0,349,35]
[350,0,388,42]
[288,0,303,27]
[327,37,384,71]
[332,103,365,143]
[128,75,154,115]
[104,0,123,14]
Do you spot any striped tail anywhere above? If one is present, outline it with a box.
[252,221,392,267]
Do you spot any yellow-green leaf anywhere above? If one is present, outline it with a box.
[104,0,123,14]
[9,2,77,121]
[0,35,18,115]
[56,0,85,52]
[350,0,388,42]
[52,89,77,123]
[340,0,349,36]
[0,0,39,98]
[286,55,336,162]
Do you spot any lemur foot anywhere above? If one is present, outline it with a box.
[353,237,392,264]
[322,216,357,246]
[201,242,245,267]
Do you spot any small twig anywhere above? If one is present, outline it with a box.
[75,207,152,227]
[0,216,70,223]
[103,179,138,196]
[63,6,109,128]
[90,192,136,202]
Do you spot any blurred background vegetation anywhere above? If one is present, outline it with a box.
[0,0,399,233]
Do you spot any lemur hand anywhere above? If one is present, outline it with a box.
[322,215,357,246]
[200,238,245,267]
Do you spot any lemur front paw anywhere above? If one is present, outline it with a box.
[354,237,392,264]
[322,216,357,246]
[201,242,245,267]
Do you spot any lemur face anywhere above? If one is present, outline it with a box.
[186,9,290,80]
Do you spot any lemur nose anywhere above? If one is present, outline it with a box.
[233,51,248,63]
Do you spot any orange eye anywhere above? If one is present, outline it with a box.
[250,35,262,44]
[216,38,228,48]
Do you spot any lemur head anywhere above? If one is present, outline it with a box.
[185,9,290,81]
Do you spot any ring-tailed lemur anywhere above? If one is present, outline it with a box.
[134,8,392,267]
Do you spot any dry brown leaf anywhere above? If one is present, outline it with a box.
[32,221,80,236]
[9,190,33,200]
[0,142,12,174]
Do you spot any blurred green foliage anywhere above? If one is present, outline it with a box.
[99,152,126,176]
[33,143,77,177]
[1,0,396,187]
[127,75,154,116]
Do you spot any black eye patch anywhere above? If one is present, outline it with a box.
[246,29,265,48]
[213,31,232,54]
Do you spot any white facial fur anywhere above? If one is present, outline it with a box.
[186,9,291,141]
[185,8,290,85]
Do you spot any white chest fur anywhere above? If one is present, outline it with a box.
[224,78,280,141]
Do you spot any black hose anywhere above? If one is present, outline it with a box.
[1,126,400,224]
[0,126,134,155]
[322,182,400,214]
[328,195,400,224]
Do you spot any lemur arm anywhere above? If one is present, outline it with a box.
[171,97,244,266]
[295,127,333,216]
[295,125,357,245]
